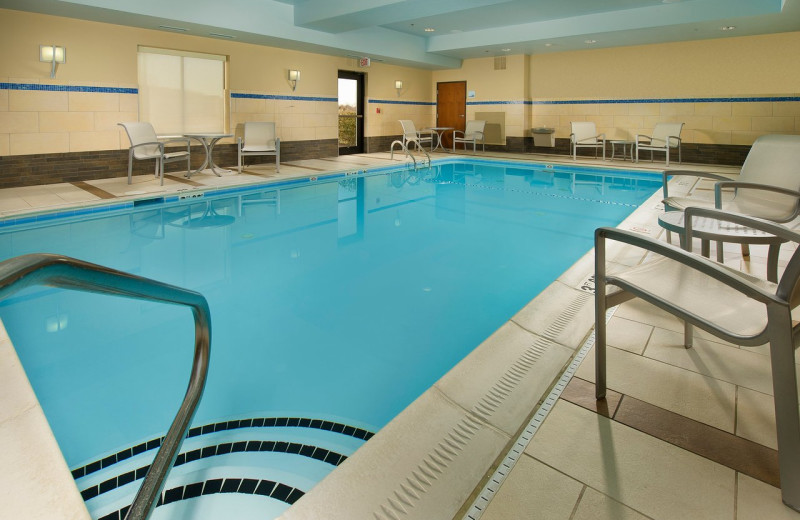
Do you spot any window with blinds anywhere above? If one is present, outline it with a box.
[137,46,227,135]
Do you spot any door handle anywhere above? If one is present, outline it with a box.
[460,114,465,117]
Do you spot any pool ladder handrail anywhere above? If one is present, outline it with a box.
[390,140,431,170]
[0,254,211,520]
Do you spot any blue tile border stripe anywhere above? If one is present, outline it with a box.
[467,96,800,105]
[231,92,337,102]
[0,82,137,94]
[530,96,800,104]
[369,99,436,106]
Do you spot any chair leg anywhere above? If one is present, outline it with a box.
[276,148,280,173]
[159,159,164,186]
[127,156,133,185]
[595,236,608,399]
[238,149,242,174]
[766,308,800,512]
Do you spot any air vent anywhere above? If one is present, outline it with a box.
[494,56,507,70]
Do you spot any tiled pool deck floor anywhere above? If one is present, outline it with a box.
[2,151,799,520]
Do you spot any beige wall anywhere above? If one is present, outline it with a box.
[1,7,798,157]
[0,9,434,156]
[432,55,529,140]
[529,32,800,145]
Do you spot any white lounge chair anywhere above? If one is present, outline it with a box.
[570,122,605,161]
[453,120,486,153]
[238,122,280,173]
[663,134,800,224]
[636,122,684,166]
[399,120,433,151]
[595,206,800,513]
[118,122,191,185]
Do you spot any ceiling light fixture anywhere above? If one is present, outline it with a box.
[544,43,553,47]
[209,33,235,39]
[720,25,736,31]
[158,25,188,32]
[424,28,435,32]
[584,39,597,44]
[501,48,511,52]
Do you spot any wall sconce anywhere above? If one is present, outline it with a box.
[288,69,300,91]
[40,45,66,78]
[395,80,403,95]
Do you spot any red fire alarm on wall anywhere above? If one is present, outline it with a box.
[359,57,371,67]
[376,107,381,114]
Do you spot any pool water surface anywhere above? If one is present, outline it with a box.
[0,159,661,518]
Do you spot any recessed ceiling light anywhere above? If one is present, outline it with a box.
[544,43,553,47]
[159,25,188,32]
[501,48,511,52]
[584,39,597,44]
[424,27,435,32]
[720,25,736,31]
[209,32,235,39]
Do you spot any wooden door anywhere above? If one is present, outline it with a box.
[436,81,466,149]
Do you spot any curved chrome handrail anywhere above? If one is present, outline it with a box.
[0,254,211,520]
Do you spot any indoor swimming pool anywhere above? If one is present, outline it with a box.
[0,159,662,519]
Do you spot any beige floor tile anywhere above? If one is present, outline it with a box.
[482,456,582,520]
[435,321,573,437]
[605,316,652,355]
[613,298,739,346]
[736,386,777,449]
[572,487,652,520]
[512,281,594,349]
[644,327,777,396]
[576,345,736,432]
[737,474,800,519]
[527,401,735,520]
[0,197,33,213]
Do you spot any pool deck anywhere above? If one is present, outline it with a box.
[2,150,799,520]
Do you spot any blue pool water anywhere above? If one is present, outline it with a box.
[0,159,660,518]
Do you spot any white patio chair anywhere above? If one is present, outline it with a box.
[570,122,605,161]
[238,122,280,173]
[636,122,684,166]
[595,206,800,512]
[663,134,800,223]
[118,122,191,186]
[399,120,433,151]
[453,120,486,153]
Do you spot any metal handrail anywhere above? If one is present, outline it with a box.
[0,254,211,520]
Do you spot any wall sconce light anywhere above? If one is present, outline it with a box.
[395,80,403,95]
[40,45,66,78]
[288,69,300,91]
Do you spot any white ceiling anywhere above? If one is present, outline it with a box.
[2,0,799,69]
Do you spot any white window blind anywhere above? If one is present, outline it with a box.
[137,46,226,134]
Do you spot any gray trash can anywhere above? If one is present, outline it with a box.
[532,127,555,147]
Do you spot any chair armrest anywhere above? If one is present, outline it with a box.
[667,136,682,148]
[596,226,780,305]
[662,170,730,200]
[635,134,652,144]
[160,137,191,149]
[131,141,165,153]
[597,133,605,141]
[237,136,243,149]
[453,130,465,139]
